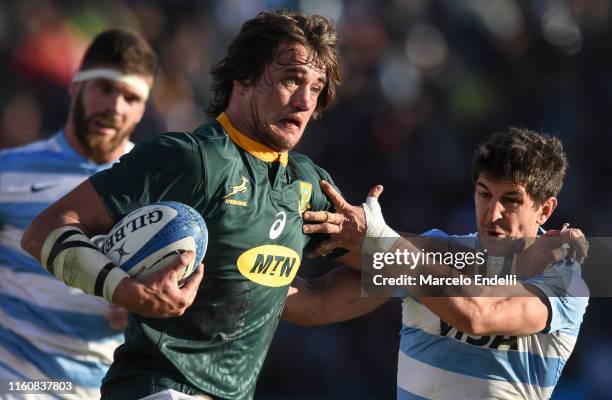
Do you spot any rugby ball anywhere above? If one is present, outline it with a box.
[101,201,207,285]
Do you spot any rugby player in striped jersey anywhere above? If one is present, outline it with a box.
[0,29,156,399]
[291,129,588,400]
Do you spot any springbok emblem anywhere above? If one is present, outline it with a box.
[223,176,248,199]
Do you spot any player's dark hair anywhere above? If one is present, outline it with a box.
[471,128,568,205]
[80,29,157,78]
[207,9,340,119]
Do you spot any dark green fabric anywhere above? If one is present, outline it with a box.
[90,121,335,400]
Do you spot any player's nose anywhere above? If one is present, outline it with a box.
[290,86,315,112]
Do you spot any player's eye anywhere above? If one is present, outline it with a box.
[502,197,521,206]
[310,86,322,95]
[283,78,298,87]
[478,191,491,199]
[124,94,141,104]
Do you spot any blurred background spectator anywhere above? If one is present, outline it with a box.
[0,0,609,398]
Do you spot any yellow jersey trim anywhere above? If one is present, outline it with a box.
[217,113,288,167]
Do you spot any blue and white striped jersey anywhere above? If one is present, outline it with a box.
[397,229,588,400]
[0,131,133,399]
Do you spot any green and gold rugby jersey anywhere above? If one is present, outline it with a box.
[90,113,334,400]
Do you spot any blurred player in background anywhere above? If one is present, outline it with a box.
[21,10,343,400]
[0,29,156,398]
[288,128,588,400]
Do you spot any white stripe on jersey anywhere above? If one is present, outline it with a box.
[0,305,120,364]
[0,341,48,378]
[0,266,112,316]
[397,350,552,400]
[400,297,577,360]
[0,172,89,203]
[0,224,31,256]
[396,230,587,400]
[0,362,102,400]
[0,132,132,399]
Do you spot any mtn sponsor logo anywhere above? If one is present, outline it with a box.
[237,245,301,287]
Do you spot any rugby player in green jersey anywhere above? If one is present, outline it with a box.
[22,10,343,400]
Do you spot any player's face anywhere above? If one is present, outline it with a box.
[475,174,555,250]
[242,43,326,152]
[71,77,149,162]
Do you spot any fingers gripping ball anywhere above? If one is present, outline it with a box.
[101,202,207,285]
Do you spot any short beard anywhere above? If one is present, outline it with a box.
[245,101,294,152]
[72,86,134,164]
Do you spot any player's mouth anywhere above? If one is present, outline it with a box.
[92,118,120,135]
[277,116,302,131]
[485,230,506,238]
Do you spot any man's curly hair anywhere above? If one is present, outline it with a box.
[207,9,340,119]
[471,128,568,205]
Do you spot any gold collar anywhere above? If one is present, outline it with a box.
[217,113,288,167]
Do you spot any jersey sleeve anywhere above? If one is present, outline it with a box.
[524,259,589,334]
[89,132,206,221]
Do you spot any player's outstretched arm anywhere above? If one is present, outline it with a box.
[420,287,550,336]
[282,266,386,327]
[302,182,586,336]
[21,180,203,318]
[304,181,587,266]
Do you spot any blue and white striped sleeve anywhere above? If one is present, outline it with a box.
[525,259,589,334]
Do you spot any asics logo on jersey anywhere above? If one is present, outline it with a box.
[223,176,248,199]
[269,212,286,239]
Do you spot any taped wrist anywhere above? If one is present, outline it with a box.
[41,226,128,302]
[362,196,400,254]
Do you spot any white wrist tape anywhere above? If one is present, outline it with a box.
[41,226,128,303]
[73,68,150,100]
[362,196,400,254]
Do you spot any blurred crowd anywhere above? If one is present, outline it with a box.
[1,0,611,399]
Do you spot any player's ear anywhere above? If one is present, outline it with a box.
[233,80,249,96]
[537,197,557,225]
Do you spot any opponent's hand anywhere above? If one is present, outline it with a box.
[516,224,588,278]
[112,251,204,318]
[548,223,588,264]
[302,181,383,256]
